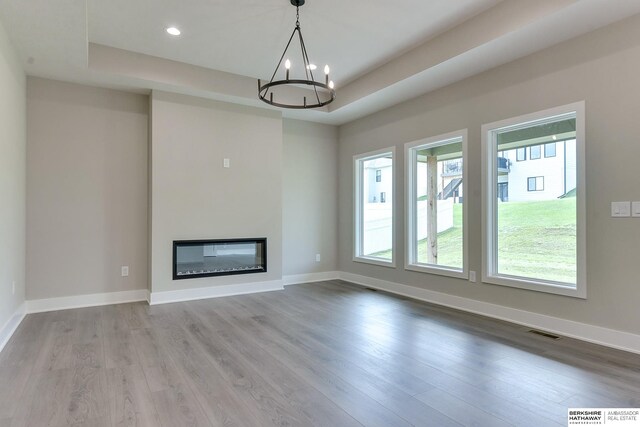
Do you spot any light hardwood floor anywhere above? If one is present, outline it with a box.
[1,280,639,426]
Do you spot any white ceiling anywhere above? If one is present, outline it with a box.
[1,0,640,125]
[87,0,500,84]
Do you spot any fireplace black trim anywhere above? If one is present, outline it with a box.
[172,237,267,280]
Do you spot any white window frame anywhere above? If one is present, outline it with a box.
[527,176,544,192]
[544,142,557,158]
[530,145,542,160]
[353,147,396,268]
[481,102,586,298]
[405,130,468,279]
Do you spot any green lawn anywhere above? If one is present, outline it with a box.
[372,198,577,283]
[496,198,576,283]
[416,205,464,268]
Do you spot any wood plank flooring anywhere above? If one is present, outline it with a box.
[1,280,639,426]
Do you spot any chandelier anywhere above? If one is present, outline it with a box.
[258,0,335,109]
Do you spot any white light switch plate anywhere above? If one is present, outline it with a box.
[121,266,129,277]
[633,201,640,217]
[223,158,230,168]
[611,201,631,217]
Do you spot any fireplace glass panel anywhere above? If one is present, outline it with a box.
[173,238,267,279]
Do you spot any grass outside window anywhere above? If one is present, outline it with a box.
[375,198,576,283]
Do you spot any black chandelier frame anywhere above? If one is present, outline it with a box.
[258,0,335,109]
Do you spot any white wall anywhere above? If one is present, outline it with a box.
[24,86,337,301]
[150,92,283,293]
[0,20,25,333]
[26,78,148,299]
[338,14,640,335]
[417,199,454,237]
[283,119,338,276]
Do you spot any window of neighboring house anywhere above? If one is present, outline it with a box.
[530,145,541,160]
[516,147,526,161]
[482,102,585,298]
[354,148,395,267]
[545,142,557,157]
[497,182,508,202]
[527,176,544,192]
[405,130,467,279]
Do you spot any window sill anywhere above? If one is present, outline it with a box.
[482,273,586,299]
[405,263,467,280]
[353,256,396,269]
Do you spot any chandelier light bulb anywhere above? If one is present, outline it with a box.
[324,65,330,75]
[285,59,291,80]
[329,80,335,89]
[307,64,317,70]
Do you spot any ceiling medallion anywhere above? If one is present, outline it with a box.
[258,0,335,109]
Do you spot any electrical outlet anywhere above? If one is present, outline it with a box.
[316,254,321,262]
[12,281,16,295]
[469,271,477,283]
[121,266,129,277]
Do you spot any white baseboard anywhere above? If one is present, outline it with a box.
[149,280,284,305]
[283,271,340,286]
[26,289,149,314]
[0,302,27,353]
[339,272,640,355]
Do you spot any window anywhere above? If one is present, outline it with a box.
[406,130,467,278]
[530,145,541,160]
[545,142,557,157]
[354,148,395,266]
[482,102,585,298]
[516,147,526,161]
[497,183,508,202]
[527,176,544,192]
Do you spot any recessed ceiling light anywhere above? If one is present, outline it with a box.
[166,27,181,36]
[306,64,317,70]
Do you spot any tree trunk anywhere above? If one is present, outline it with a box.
[427,155,437,264]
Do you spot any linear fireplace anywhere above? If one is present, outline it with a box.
[173,238,267,280]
